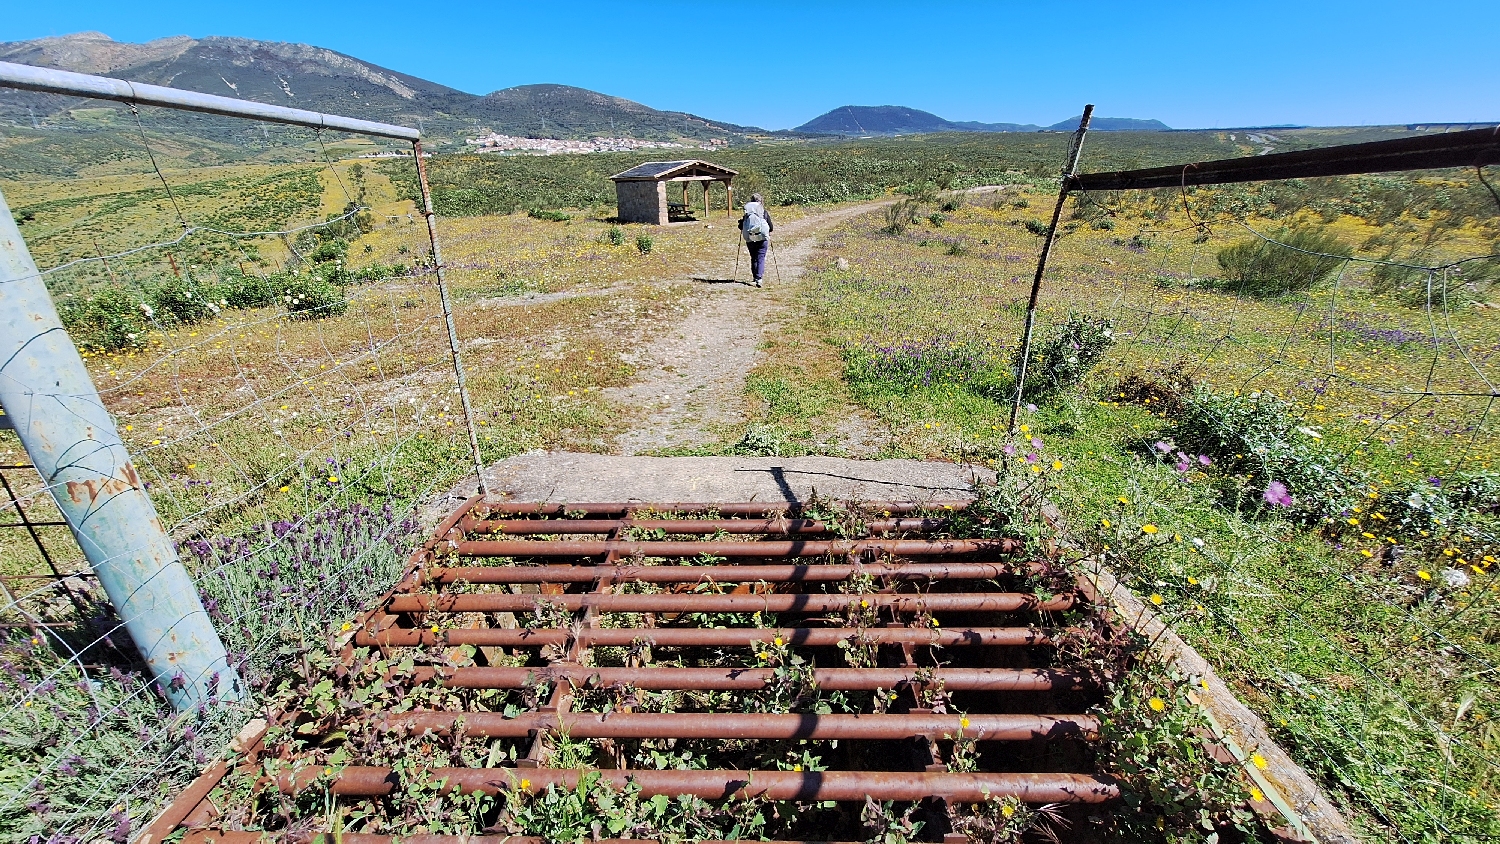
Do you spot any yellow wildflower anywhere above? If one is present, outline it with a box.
[1251,752,1267,769]
[1148,697,1166,712]
[1150,593,1163,606]
[1142,524,1158,535]
[1417,570,1432,581]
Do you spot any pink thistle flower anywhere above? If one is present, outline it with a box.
[1263,481,1293,507]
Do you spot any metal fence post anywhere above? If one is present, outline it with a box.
[1008,104,1093,433]
[412,140,489,496]
[0,185,241,710]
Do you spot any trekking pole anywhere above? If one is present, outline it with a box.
[734,237,742,283]
[770,239,784,286]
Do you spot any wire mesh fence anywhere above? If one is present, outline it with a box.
[0,97,488,840]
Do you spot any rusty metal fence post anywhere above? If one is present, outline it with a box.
[412,140,489,496]
[1008,104,1093,433]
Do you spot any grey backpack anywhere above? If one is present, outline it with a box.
[742,210,769,243]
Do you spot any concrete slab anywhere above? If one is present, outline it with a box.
[420,451,991,527]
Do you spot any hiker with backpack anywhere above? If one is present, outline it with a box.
[739,193,774,287]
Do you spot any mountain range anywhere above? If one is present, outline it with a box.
[0,32,758,145]
[794,105,1170,135]
[0,31,1172,174]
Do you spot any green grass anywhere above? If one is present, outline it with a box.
[723,184,1500,842]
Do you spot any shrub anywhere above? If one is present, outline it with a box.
[635,234,654,255]
[280,274,348,319]
[938,195,965,213]
[148,275,224,325]
[1024,219,1050,236]
[882,200,918,235]
[927,212,946,228]
[846,335,1009,399]
[349,262,407,284]
[305,238,348,264]
[944,241,968,257]
[220,271,279,309]
[57,287,149,351]
[1215,226,1352,297]
[1013,313,1114,398]
[1370,253,1500,309]
[1167,388,1363,523]
[606,226,625,246]
[528,209,572,222]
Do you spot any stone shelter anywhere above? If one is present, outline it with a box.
[609,160,737,225]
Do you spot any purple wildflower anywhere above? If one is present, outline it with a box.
[1198,454,1211,466]
[1263,481,1294,508]
[1030,437,1043,448]
[1025,403,1037,413]
[1154,440,1174,453]
[1001,444,1017,457]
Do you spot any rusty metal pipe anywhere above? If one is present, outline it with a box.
[356,625,1053,649]
[184,836,861,844]
[430,561,1038,584]
[377,711,1098,740]
[413,666,1087,691]
[388,591,1072,614]
[282,766,1119,803]
[466,518,949,535]
[457,538,1015,558]
[474,501,972,517]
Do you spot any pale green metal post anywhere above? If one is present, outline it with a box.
[0,186,241,710]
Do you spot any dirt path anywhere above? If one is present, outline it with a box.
[602,200,895,454]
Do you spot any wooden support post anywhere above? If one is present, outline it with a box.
[726,182,733,217]
[703,181,710,217]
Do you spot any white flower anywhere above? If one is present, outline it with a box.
[1407,493,1425,509]
[1441,568,1470,588]
[1296,426,1322,440]
[140,304,154,318]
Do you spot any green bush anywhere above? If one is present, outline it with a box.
[1167,388,1364,523]
[220,271,279,309]
[148,275,224,325]
[528,209,572,222]
[606,226,625,246]
[635,234,654,255]
[1014,313,1114,399]
[280,274,348,319]
[1215,226,1352,296]
[1023,219,1050,236]
[348,262,407,284]
[56,287,149,351]
[927,212,946,228]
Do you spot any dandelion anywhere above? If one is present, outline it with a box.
[341,622,352,631]
[860,599,869,608]
[1142,524,1158,535]
[1249,787,1265,802]
[1417,570,1432,581]
[930,618,940,628]
[1149,593,1164,605]
[520,778,532,790]
[1019,424,1029,433]
[774,636,784,647]
[960,716,970,729]
[1101,518,1112,528]
[1001,804,1016,818]
[1187,577,1198,586]
[1117,496,1130,505]
[1251,752,1268,769]
[1148,697,1166,712]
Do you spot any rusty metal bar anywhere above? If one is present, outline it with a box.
[413,665,1087,691]
[388,590,1072,614]
[378,711,1098,740]
[466,518,949,535]
[357,624,1053,649]
[456,538,1016,558]
[413,139,488,497]
[429,561,1036,584]
[473,501,971,517]
[1073,125,1500,192]
[182,836,864,844]
[280,766,1118,803]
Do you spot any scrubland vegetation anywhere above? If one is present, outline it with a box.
[2,130,1498,841]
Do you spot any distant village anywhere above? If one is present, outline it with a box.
[464,132,728,155]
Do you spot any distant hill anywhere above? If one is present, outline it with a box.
[0,31,762,175]
[1045,115,1171,132]
[795,104,1168,136]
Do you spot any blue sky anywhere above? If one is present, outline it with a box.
[4,1,1496,130]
